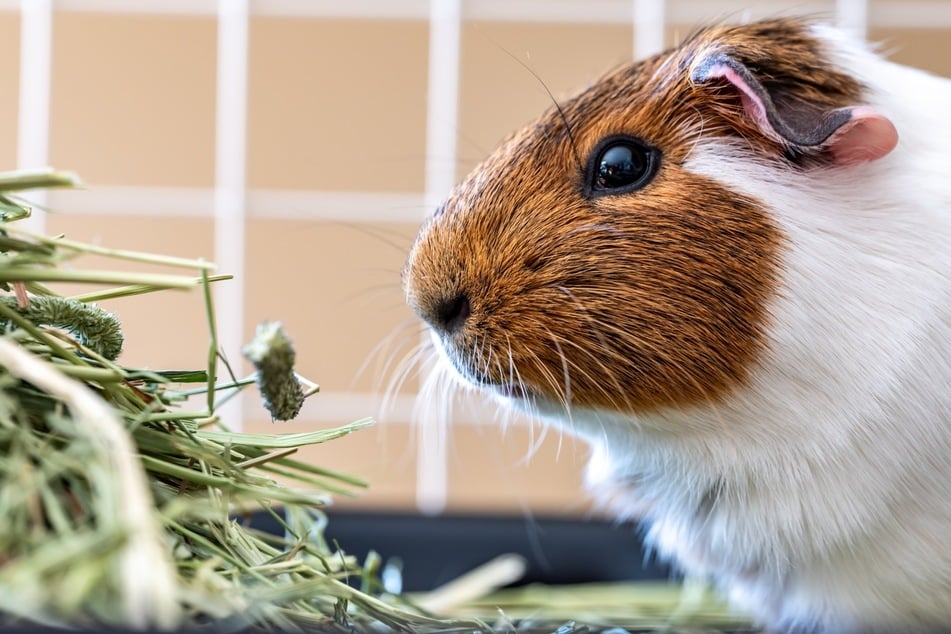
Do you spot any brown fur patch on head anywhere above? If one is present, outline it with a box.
[404,18,858,414]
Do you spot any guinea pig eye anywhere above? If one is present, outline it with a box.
[584,135,660,198]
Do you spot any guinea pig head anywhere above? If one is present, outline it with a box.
[403,18,898,418]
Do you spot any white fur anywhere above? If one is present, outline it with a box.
[496,27,951,632]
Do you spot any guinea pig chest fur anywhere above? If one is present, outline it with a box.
[402,17,951,633]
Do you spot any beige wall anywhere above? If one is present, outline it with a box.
[0,14,20,167]
[15,4,951,516]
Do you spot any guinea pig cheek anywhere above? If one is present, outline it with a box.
[549,172,785,414]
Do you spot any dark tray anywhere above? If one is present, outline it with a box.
[268,510,675,592]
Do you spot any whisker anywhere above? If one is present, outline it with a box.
[553,285,631,410]
[548,331,573,408]
[380,338,433,423]
[321,219,416,255]
[494,46,583,173]
[497,335,549,466]
[359,317,427,391]
[519,418,549,466]
[551,336,631,412]
[413,358,466,492]
[522,346,562,404]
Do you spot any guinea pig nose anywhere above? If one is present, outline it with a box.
[432,293,471,334]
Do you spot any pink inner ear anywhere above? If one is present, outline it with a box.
[825,106,899,166]
[705,63,772,130]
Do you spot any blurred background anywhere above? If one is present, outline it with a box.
[5,0,950,527]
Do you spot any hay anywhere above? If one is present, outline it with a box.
[422,577,756,633]
[0,168,487,632]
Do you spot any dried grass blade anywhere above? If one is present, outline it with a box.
[0,338,180,629]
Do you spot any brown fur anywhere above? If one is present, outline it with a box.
[404,18,864,413]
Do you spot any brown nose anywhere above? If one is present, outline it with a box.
[427,293,471,334]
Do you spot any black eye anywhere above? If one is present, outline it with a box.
[584,135,660,198]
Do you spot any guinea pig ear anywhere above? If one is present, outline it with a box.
[691,53,898,166]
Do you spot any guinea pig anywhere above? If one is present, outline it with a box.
[402,16,951,633]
